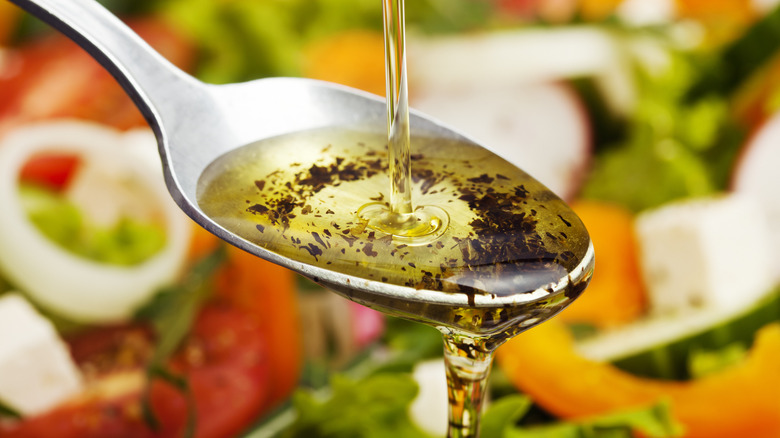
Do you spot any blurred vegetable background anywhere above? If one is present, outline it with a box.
[1,0,780,437]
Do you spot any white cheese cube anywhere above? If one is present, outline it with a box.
[0,294,83,416]
[635,194,773,315]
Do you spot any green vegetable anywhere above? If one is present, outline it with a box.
[20,184,166,266]
[0,398,21,420]
[135,245,226,365]
[13,0,157,43]
[157,0,494,84]
[482,395,683,438]
[582,136,715,212]
[580,34,748,212]
[158,0,382,83]
[578,287,780,380]
[134,245,227,436]
[376,317,444,373]
[481,394,535,437]
[404,0,495,35]
[280,373,433,438]
[688,343,748,379]
[686,5,780,102]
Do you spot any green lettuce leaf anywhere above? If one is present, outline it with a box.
[158,0,384,83]
[0,398,21,419]
[20,184,166,266]
[482,395,684,438]
[280,373,433,438]
[686,5,780,102]
[688,343,748,379]
[581,35,745,211]
[157,0,495,84]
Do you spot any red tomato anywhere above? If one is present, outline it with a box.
[188,226,303,411]
[18,153,80,191]
[0,18,194,134]
[0,306,271,438]
[495,0,540,18]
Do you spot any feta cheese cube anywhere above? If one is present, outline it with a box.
[0,294,83,416]
[635,194,773,314]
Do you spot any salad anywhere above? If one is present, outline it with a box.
[0,13,304,437]
[1,0,780,437]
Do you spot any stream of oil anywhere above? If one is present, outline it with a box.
[357,0,448,239]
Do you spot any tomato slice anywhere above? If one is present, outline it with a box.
[18,153,80,191]
[0,305,271,438]
[0,18,194,133]
[188,226,302,410]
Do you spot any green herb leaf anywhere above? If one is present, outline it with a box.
[141,366,197,436]
[481,394,534,437]
[686,5,780,102]
[583,400,683,438]
[0,399,21,419]
[580,39,747,211]
[688,343,748,379]
[490,399,684,438]
[135,245,226,364]
[281,373,434,438]
[581,137,715,212]
[377,317,444,373]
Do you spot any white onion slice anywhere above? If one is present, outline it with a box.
[407,29,600,201]
[0,120,191,323]
[411,82,591,201]
[731,112,780,281]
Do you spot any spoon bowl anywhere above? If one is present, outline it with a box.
[10,0,593,329]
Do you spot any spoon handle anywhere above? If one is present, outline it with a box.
[8,0,198,132]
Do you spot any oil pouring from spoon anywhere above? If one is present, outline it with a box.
[375,1,570,435]
[8,1,594,437]
[376,0,488,435]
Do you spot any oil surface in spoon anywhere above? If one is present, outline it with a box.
[197,127,590,304]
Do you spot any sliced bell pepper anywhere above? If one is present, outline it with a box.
[557,201,646,329]
[302,30,386,97]
[496,320,780,437]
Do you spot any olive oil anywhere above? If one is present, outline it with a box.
[196,125,593,436]
[197,127,592,338]
[198,1,592,436]
[359,0,450,239]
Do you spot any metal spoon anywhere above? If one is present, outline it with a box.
[9,0,593,323]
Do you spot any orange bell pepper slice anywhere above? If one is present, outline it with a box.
[302,30,386,97]
[557,201,646,329]
[496,320,780,437]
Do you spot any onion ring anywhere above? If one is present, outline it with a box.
[0,120,190,323]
